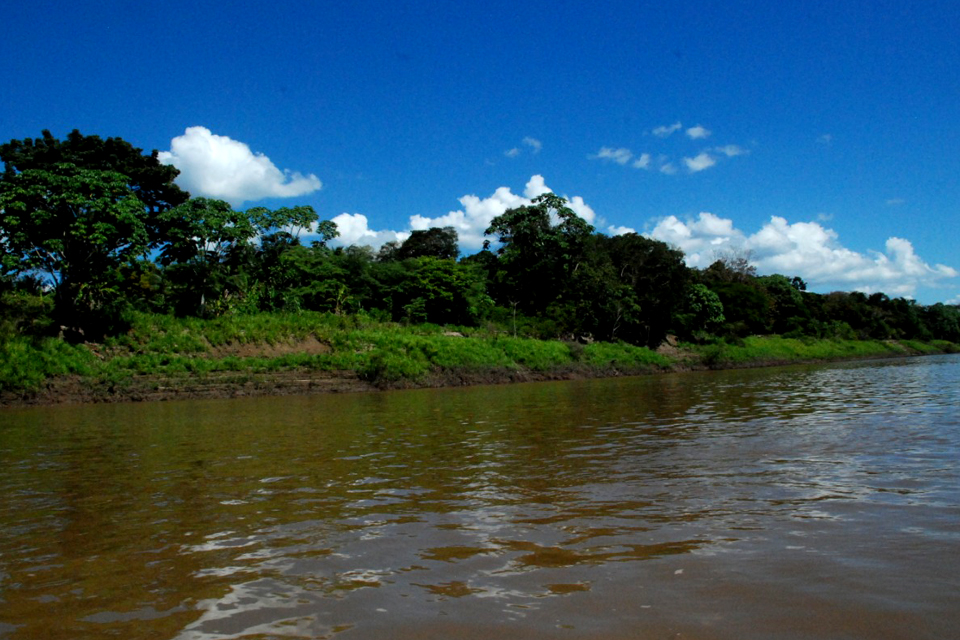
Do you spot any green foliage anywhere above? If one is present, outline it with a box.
[0,163,151,335]
[484,192,594,315]
[580,341,671,369]
[0,336,97,391]
[674,283,725,340]
[689,335,910,368]
[0,129,188,216]
[391,226,459,261]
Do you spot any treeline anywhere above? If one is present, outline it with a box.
[2,129,959,347]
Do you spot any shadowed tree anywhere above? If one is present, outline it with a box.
[0,163,150,335]
[0,129,188,223]
[484,193,594,315]
[396,226,459,260]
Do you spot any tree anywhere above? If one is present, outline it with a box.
[396,226,459,260]
[758,274,810,334]
[484,193,594,314]
[704,249,757,284]
[1,129,188,219]
[156,198,261,315]
[597,233,690,347]
[674,283,725,339]
[0,163,150,334]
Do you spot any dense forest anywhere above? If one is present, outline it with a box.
[2,129,959,349]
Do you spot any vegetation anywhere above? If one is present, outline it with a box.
[1,129,958,401]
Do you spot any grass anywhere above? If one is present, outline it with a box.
[1,311,956,396]
[688,335,934,368]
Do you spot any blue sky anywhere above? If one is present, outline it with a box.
[2,0,958,303]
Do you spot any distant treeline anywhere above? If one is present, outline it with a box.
[2,129,959,346]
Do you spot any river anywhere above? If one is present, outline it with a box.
[1,355,958,639]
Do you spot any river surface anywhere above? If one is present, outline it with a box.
[1,355,959,639]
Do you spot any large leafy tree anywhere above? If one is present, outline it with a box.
[156,198,263,315]
[484,193,594,315]
[597,233,689,347]
[397,226,459,261]
[0,129,188,221]
[0,163,150,333]
[0,129,190,332]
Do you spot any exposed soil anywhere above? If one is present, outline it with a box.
[208,335,331,359]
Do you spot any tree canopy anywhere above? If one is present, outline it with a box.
[0,129,188,216]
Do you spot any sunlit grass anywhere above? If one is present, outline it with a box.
[1,311,956,395]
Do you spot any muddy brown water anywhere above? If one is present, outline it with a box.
[1,355,959,639]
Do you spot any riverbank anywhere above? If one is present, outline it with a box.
[2,311,957,407]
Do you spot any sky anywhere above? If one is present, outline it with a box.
[2,0,959,304]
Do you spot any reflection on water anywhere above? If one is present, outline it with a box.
[1,355,959,639]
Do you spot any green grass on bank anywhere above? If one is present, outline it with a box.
[687,335,957,368]
[0,311,672,393]
[1,311,956,395]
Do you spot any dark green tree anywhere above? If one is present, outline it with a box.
[484,193,594,315]
[0,129,188,220]
[0,164,150,335]
[597,233,690,347]
[156,198,261,315]
[396,226,459,261]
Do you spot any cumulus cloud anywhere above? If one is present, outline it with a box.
[523,137,543,153]
[159,126,322,206]
[592,147,633,165]
[653,122,683,137]
[647,212,957,297]
[684,152,717,173]
[608,225,636,236]
[329,213,408,248]
[686,125,711,139]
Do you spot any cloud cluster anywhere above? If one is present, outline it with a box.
[159,127,322,207]
[591,121,748,175]
[648,212,957,297]
[328,175,595,252]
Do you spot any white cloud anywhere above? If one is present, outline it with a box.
[647,212,958,297]
[632,153,652,169]
[684,152,717,173]
[329,213,408,249]
[608,225,636,236]
[653,122,682,138]
[504,147,520,158]
[523,137,542,153]
[686,125,711,139]
[158,126,322,206]
[523,174,552,199]
[566,196,596,225]
[714,144,748,157]
[592,147,633,165]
